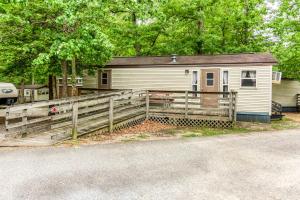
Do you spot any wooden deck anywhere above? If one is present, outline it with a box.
[1,90,237,145]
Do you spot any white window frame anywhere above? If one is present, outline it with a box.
[206,72,214,87]
[272,71,282,84]
[241,70,257,88]
[192,71,199,91]
[222,70,229,97]
[101,72,108,85]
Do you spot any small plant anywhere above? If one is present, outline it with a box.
[137,133,150,139]
[182,131,202,138]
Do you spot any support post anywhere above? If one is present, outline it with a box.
[5,108,9,131]
[233,92,237,122]
[185,91,188,118]
[146,91,149,120]
[21,108,28,136]
[229,91,233,121]
[72,101,78,140]
[109,97,114,133]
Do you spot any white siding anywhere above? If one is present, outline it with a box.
[111,68,192,90]
[272,80,300,107]
[83,71,98,88]
[82,66,273,114]
[228,66,272,114]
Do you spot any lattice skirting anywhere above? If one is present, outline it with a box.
[113,114,146,132]
[81,114,146,138]
[149,116,234,128]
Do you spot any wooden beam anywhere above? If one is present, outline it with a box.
[109,97,114,133]
[185,91,188,118]
[146,90,149,120]
[72,101,78,140]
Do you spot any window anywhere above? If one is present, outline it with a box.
[192,71,198,96]
[206,72,214,86]
[241,70,256,87]
[272,71,282,84]
[101,72,108,85]
[223,71,229,97]
[192,71,198,91]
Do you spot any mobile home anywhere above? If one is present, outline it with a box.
[273,79,300,112]
[83,53,277,122]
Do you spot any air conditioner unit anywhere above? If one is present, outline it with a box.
[272,71,282,84]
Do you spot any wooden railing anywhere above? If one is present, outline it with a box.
[3,90,238,139]
[4,90,146,138]
[147,90,237,122]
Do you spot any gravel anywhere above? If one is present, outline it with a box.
[0,129,300,200]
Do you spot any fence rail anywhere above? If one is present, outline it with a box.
[148,90,237,122]
[4,90,146,139]
[3,90,237,140]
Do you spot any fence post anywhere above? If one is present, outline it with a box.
[233,92,237,122]
[21,108,28,135]
[5,107,9,131]
[229,91,233,121]
[109,97,114,133]
[185,91,188,118]
[146,90,149,120]
[72,101,78,140]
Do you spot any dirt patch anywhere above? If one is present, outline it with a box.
[284,112,300,122]
[59,121,177,146]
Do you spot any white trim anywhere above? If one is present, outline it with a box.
[191,70,199,91]
[240,69,257,89]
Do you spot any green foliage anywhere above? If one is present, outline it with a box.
[0,0,299,83]
[269,0,300,80]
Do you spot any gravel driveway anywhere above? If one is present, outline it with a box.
[0,129,300,200]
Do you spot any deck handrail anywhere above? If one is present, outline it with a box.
[148,90,237,95]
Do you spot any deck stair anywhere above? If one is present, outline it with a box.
[271,101,284,120]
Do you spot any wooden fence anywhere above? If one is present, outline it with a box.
[3,90,237,139]
[4,90,147,139]
[147,90,237,127]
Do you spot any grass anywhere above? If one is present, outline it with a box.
[271,118,300,130]
[181,126,250,138]
[137,133,150,139]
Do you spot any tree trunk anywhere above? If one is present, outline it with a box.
[71,57,77,96]
[243,0,249,45]
[48,75,53,100]
[132,6,141,56]
[19,79,25,104]
[53,75,57,99]
[61,60,68,98]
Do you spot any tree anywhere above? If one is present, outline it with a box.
[0,1,113,99]
[270,0,300,80]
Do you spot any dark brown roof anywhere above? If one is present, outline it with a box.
[107,53,277,67]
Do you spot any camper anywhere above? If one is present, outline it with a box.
[83,53,277,123]
[0,82,18,105]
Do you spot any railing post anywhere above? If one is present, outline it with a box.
[5,107,9,131]
[72,101,78,140]
[229,91,233,121]
[146,90,149,120]
[185,91,188,118]
[22,108,28,135]
[109,97,114,133]
[233,92,237,122]
[232,91,237,122]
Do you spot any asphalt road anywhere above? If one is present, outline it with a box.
[1,129,300,200]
